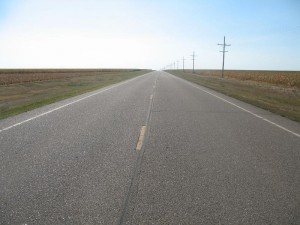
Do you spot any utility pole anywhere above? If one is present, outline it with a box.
[182,57,185,72]
[191,51,196,73]
[177,60,179,70]
[218,36,231,78]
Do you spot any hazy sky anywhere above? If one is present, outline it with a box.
[0,0,299,70]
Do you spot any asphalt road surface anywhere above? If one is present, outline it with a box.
[1,71,299,225]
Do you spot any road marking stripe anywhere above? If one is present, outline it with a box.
[0,73,150,133]
[170,73,300,138]
[136,126,146,151]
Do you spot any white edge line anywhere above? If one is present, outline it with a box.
[169,73,300,138]
[0,73,150,133]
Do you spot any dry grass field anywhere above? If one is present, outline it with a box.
[0,69,150,119]
[167,70,300,122]
[0,69,139,85]
[184,69,300,88]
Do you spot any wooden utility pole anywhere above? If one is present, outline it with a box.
[191,51,196,73]
[182,57,185,72]
[218,36,231,78]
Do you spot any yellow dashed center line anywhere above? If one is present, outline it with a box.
[136,126,146,151]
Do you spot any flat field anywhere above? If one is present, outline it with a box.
[167,70,300,122]
[185,69,300,88]
[0,69,150,119]
[0,69,139,85]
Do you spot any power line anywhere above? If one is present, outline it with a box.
[218,36,231,78]
[190,51,197,73]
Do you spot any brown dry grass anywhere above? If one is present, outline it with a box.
[185,70,300,88]
[0,69,140,85]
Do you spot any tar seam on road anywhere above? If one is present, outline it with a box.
[170,73,300,138]
[118,73,159,225]
[0,73,151,134]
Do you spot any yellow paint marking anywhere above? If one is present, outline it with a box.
[136,126,146,151]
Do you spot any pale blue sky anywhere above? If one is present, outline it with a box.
[0,0,299,70]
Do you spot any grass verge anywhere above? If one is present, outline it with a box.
[0,69,151,119]
[166,70,300,122]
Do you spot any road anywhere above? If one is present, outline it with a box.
[0,71,299,224]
